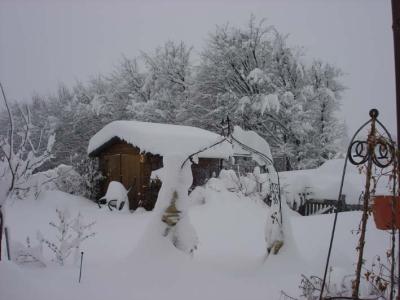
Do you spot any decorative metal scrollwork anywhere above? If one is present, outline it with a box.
[349,139,394,168]
[348,140,368,165]
[270,182,280,205]
[320,108,398,299]
[373,140,394,168]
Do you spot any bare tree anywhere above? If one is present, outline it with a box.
[0,82,55,260]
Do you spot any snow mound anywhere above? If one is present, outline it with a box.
[232,125,273,165]
[1,177,390,300]
[281,158,393,205]
[100,181,129,211]
[189,177,269,267]
[88,120,233,158]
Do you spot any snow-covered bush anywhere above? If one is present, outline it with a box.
[218,169,240,191]
[41,209,95,266]
[295,255,397,300]
[53,165,85,195]
[218,167,271,202]
[11,234,46,268]
[28,161,103,199]
[75,157,103,200]
[13,164,85,199]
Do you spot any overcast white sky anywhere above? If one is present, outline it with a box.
[0,0,396,136]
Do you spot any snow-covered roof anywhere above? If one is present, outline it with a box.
[231,126,273,165]
[88,120,233,159]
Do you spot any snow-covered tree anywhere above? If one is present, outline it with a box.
[191,16,345,169]
[297,61,346,167]
[0,82,56,259]
[141,40,193,124]
[0,16,346,175]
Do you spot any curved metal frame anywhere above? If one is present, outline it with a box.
[181,121,283,225]
[230,135,282,225]
[319,109,397,300]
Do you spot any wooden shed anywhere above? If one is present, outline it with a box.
[88,121,232,210]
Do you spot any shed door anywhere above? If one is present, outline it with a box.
[121,154,141,209]
[104,154,121,187]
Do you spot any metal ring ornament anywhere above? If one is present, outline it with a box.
[373,141,394,168]
[348,140,369,166]
[348,140,394,168]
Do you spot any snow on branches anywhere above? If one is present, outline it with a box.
[41,209,95,266]
[0,82,56,202]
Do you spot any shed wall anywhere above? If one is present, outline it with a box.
[96,140,222,210]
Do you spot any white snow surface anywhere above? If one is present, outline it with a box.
[280,158,394,205]
[232,125,273,165]
[88,120,233,158]
[0,166,391,300]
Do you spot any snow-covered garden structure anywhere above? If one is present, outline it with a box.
[88,121,234,210]
[88,120,279,210]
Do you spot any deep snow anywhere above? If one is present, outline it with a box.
[280,158,395,205]
[0,171,391,300]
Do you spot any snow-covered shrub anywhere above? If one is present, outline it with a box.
[75,157,103,200]
[31,162,102,198]
[205,177,226,192]
[294,257,397,300]
[188,186,207,205]
[11,234,46,267]
[282,184,313,213]
[218,169,240,191]
[53,164,85,195]
[15,164,85,199]
[218,167,271,202]
[41,209,95,266]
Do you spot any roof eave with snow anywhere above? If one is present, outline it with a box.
[87,121,233,159]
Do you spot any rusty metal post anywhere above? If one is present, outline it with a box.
[393,0,400,145]
[391,0,400,299]
[352,112,377,299]
[391,151,397,300]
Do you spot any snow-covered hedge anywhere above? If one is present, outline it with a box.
[14,164,86,199]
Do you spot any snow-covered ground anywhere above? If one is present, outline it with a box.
[0,168,391,300]
[281,158,394,205]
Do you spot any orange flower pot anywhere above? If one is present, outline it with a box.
[372,195,400,230]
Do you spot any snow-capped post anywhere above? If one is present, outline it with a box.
[319,109,398,300]
[157,155,198,254]
[79,251,84,283]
